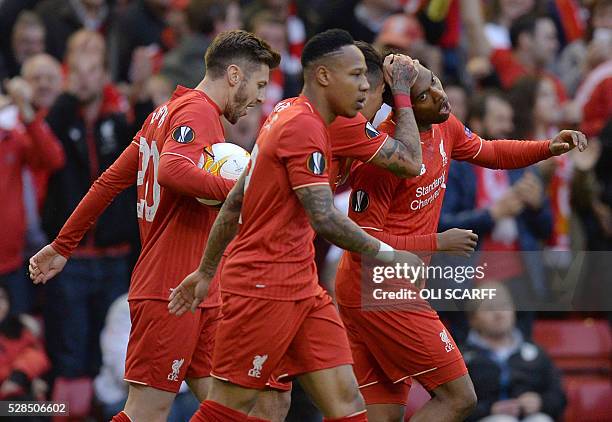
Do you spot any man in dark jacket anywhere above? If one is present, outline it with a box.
[463,282,566,422]
[438,91,552,340]
[41,47,135,380]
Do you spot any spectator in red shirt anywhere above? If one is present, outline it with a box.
[491,14,567,102]
[0,276,51,401]
[0,56,65,316]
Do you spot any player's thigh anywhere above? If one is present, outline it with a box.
[279,292,354,381]
[206,376,263,413]
[211,294,307,390]
[340,304,412,407]
[185,305,222,401]
[125,300,202,393]
[123,382,176,422]
[297,364,364,417]
[427,373,476,410]
[366,403,406,422]
[345,306,467,392]
[249,388,292,422]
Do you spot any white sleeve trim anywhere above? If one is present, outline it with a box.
[360,226,382,232]
[365,134,390,163]
[471,138,484,159]
[160,151,196,166]
[292,182,330,190]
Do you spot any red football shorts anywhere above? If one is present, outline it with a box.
[211,291,353,390]
[338,305,467,405]
[124,300,221,393]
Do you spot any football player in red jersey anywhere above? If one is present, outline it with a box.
[28,30,280,422]
[335,61,587,422]
[169,29,423,422]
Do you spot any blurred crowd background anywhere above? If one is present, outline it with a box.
[0,0,610,421]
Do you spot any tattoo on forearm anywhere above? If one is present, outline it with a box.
[295,185,379,256]
[198,173,246,276]
[372,107,422,177]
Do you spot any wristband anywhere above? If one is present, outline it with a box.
[375,241,395,263]
[394,93,412,109]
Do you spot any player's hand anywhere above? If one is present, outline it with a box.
[437,228,478,257]
[395,250,426,289]
[550,130,587,155]
[513,172,543,210]
[168,270,211,315]
[29,245,67,284]
[517,392,542,415]
[383,54,419,94]
[491,399,521,417]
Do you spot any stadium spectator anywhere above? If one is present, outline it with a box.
[0,285,51,401]
[491,14,566,100]
[0,57,65,315]
[35,0,110,60]
[439,90,553,338]
[318,0,402,43]
[40,45,135,381]
[483,0,537,50]
[463,282,566,422]
[161,0,242,89]
[249,9,302,121]
[0,11,46,80]
[109,0,171,82]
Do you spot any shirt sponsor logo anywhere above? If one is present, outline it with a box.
[351,189,369,213]
[248,354,268,378]
[307,151,326,175]
[365,121,380,139]
[440,329,455,353]
[167,358,184,381]
[171,126,195,144]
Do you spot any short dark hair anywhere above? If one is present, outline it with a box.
[468,89,508,123]
[510,13,541,49]
[301,29,355,69]
[355,41,383,85]
[205,30,281,78]
[187,0,231,35]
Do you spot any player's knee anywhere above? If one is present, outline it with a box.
[443,383,477,418]
[337,377,366,412]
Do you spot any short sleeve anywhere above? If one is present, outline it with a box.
[447,114,485,161]
[278,115,330,190]
[347,161,401,231]
[160,102,222,165]
[330,114,388,162]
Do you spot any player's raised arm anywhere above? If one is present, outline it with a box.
[168,171,246,315]
[368,53,422,178]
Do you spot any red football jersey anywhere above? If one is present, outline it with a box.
[328,113,388,189]
[53,86,234,306]
[335,113,483,307]
[221,96,331,300]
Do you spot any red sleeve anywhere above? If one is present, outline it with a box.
[348,162,437,251]
[52,142,139,257]
[468,139,553,169]
[329,114,388,162]
[158,105,234,200]
[20,112,65,171]
[12,331,50,380]
[278,115,330,190]
[448,114,553,168]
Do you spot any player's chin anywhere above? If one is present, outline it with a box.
[435,111,451,123]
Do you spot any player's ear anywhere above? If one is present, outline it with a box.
[314,64,331,87]
[226,64,242,87]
